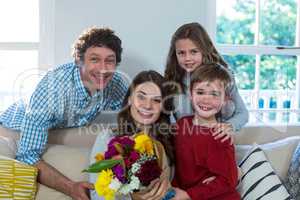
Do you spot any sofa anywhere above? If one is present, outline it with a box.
[1,116,300,199]
[33,123,299,199]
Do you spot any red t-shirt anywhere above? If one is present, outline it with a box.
[173,116,240,200]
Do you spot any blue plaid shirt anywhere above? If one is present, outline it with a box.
[0,62,128,165]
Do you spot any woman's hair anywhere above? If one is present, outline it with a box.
[190,63,233,96]
[117,70,174,164]
[164,22,228,94]
[72,27,122,65]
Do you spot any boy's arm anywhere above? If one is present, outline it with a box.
[185,142,238,200]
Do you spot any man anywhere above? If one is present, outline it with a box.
[0,27,128,199]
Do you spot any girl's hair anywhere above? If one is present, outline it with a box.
[117,70,174,164]
[164,22,228,94]
[190,63,233,96]
[72,27,122,65]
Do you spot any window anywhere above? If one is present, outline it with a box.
[0,0,41,111]
[208,0,300,125]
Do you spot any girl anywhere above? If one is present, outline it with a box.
[164,22,248,142]
[172,64,240,200]
[89,70,174,200]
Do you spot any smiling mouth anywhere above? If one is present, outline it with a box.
[92,73,112,82]
[184,64,195,68]
[199,105,213,111]
[137,110,154,119]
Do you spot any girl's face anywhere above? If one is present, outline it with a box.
[175,38,203,73]
[190,80,226,122]
[129,82,162,127]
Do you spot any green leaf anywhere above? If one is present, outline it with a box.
[82,159,122,173]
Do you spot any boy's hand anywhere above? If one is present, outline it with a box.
[202,176,216,184]
[212,123,234,145]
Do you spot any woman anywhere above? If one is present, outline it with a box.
[89,70,174,200]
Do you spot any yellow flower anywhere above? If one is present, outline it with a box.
[94,153,104,162]
[134,133,154,155]
[94,169,115,200]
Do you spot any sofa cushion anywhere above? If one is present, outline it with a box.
[238,145,291,200]
[0,155,38,200]
[285,141,300,199]
[236,136,300,180]
[35,144,90,200]
[0,136,15,158]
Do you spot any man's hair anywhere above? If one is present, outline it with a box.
[72,27,122,65]
[190,63,233,96]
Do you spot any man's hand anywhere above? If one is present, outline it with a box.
[69,181,94,200]
[35,160,93,200]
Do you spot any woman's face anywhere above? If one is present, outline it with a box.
[129,82,162,126]
[175,38,203,73]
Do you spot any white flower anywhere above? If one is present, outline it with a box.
[131,163,141,174]
[109,178,122,191]
[119,176,140,194]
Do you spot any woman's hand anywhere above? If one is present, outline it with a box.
[171,188,191,200]
[131,175,170,200]
[212,123,234,144]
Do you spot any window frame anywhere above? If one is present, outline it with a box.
[205,0,300,124]
[0,0,55,111]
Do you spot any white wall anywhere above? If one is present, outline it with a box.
[52,0,207,78]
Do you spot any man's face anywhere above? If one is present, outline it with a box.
[80,46,117,93]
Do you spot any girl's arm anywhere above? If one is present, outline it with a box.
[225,84,249,132]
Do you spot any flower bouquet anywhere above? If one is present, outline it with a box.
[83,133,175,200]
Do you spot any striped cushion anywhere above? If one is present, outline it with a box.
[285,142,300,199]
[238,145,292,200]
[0,155,37,200]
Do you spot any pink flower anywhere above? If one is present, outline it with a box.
[124,151,140,167]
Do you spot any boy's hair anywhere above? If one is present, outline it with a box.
[190,63,233,96]
[164,22,228,94]
[72,27,122,65]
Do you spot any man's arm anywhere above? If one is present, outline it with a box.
[35,160,94,200]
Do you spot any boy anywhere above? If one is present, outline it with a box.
[172,64,240,200]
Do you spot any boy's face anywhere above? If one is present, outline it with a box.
[190,80,226,121]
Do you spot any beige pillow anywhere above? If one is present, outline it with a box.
[236,136,300,180]
[0,136,16,158]
[0,155,38,200]
[35,144,90,200]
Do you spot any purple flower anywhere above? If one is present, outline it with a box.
[105,136,135,159]
[125,151,140,167]
[113,164,126,183]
